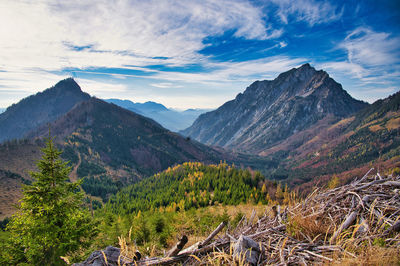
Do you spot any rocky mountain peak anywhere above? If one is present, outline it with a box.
[48,78,83,95]
[0,78,90,142]
[180,64,369,154]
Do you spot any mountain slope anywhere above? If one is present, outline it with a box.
[107,162,275,215]
[181,64,368,154]
[29,97,221,181]
[0,78,90,142]
[105,99,210,132]
[269,90,400,191]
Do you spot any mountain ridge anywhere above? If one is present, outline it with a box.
[181,64,368,154]
[28,97,222,181]
[0,78,90,142]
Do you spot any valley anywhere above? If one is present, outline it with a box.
[1,1,399,264]
[0,65,399,265]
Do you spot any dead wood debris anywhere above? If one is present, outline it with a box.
[78,169,400,265]
[131,169,400,265]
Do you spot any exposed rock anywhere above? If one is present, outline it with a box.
[73,246,139,266]
[181,64,368,154]
[232,235,264,265]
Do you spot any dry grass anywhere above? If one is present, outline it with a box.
[369,124,384,132]
[331,247,400,266]
[147,170,400,265]
[286,212,333,242]
[386,116,400,130]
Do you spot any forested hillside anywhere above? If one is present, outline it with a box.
[275,91,400,192]
[88,162,287,256]
[106,162,287,216]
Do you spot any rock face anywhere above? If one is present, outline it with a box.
[180,64,368,154]
[0,78,90,142]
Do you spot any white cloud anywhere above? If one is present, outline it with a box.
[75,78,128,97]
[271,0,342,25]
[319,27,400,103]
[341,27,400,67]
[150,83,183,89]
[279,41,287,48]
[321,61,367,79]
[145,56,306,85]
[0,0,274,72]
[0,0,286,108]
[0,69,68,107]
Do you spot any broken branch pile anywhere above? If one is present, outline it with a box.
[77,169,400,265]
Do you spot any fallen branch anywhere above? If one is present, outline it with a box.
[165,235,188,257]
[198,221,226,248]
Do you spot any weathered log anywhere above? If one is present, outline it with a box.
[354,168,374,185]
[384,220,400,235]
[354,179,386,191]
[330,211,358,243]
[198,221,226,248]
[165,235,188,257]
[232,235,264,266]
[139,241,230,265]
[381,181,400,187]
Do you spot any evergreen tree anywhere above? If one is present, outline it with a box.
[1,135,96,265]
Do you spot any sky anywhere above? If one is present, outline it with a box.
[0,0,399,109]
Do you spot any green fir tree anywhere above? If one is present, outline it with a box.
[1,135,96,265]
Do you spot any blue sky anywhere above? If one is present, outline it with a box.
[0,0,399,109]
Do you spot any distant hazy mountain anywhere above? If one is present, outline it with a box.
[181,64,368,154]
[0,108,5,114]
[0,78,90,142]
[105,98,210,132]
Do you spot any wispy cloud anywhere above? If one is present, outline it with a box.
[341,27,400,67]
[321,61,367,79]
[76,78,128,96]
[147,56,306,85]
[0,0,274,71]
[319,26,400,103]
[151,83,183,89]
[271,0,342,25]
[323,27,400,84]
[0,0,398,108]
[0,0,282,107]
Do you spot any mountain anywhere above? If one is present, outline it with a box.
[0,79,281,218]
[0,98,221,218]
[0,81,222,218]
[0,108,5,114]
[105,99,168,113]
[105,99,210,132]
[181,64,368,154]
[0,78,90,143]
[27,97,221,182]
[265,90,400,192]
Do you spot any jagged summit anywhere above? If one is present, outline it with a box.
[50,77,82,93]
[0,78,90,142]
[181,64,368,154]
